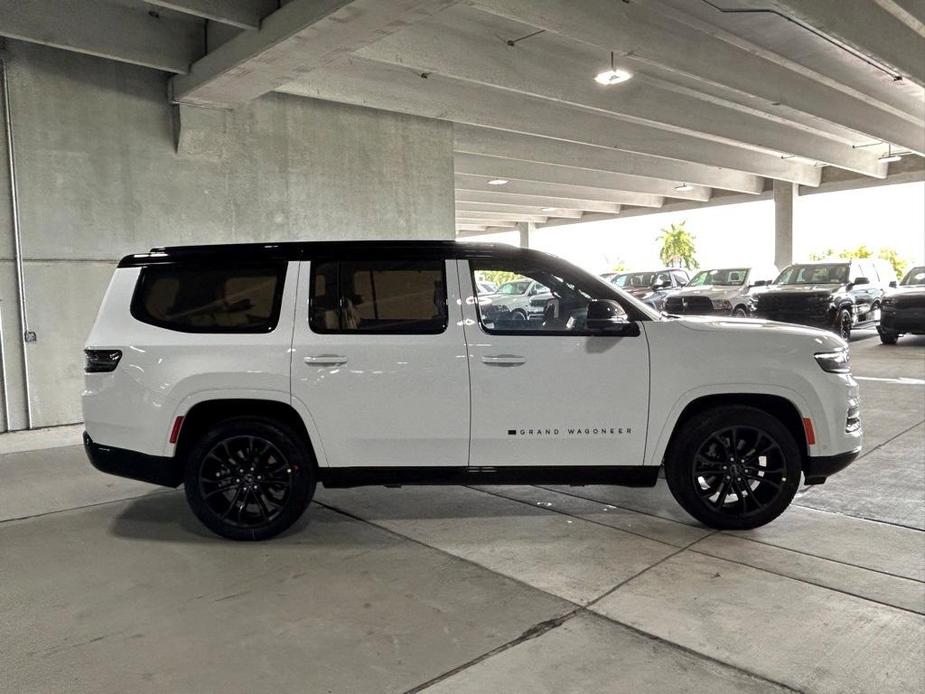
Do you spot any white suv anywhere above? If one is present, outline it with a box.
[83,242,862,540]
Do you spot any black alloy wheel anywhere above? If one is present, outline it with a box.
[665,406,801,529]
[199,436,293,527]
[185,418,315,541]
[836,308,852,340]
[690,426,788,519]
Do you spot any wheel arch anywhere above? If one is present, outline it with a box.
[658,393,810,470]
[174,398,320,471]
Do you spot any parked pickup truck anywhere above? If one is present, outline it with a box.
[84,242,861,540]
[664,265,778,317]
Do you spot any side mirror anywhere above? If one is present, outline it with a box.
[651,280,670,290]
[850,277,870,287]
[750,279,768,288]
[889,280,898,288]
[586,299,639,336]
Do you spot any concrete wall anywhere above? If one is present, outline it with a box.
[0,40,456,429]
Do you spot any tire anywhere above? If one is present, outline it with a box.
[511,309,527,321]
[878,327,899,345]
[732,306,748,318]
[664,406,802,530]
[835,307,852,340]
[184,417,315,541]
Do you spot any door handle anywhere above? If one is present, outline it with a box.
[482,354,527,366]
[304,355,348,366]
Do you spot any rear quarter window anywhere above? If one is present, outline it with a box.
[131,263,287,333]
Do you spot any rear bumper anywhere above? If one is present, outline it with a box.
[84,432,184,488]
[803,447,861,485]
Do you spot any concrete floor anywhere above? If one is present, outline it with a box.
[1,332,923,693]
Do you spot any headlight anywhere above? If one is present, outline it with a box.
[883,297,895,306]
[712,299,732,310]
[814,349,850,374]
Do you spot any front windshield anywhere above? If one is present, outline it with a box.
[687,268,748,287]
[901,266,925,286]
[613,271,668,288]
[775,264,849,285]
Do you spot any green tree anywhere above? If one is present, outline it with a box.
[477,270,521,287]
[809,245,908,279]
[876,247,908,279]
[658,221,697,269]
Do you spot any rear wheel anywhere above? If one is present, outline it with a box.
[732,306,748,318]
[835,308,852,340]
[878,327,899,344]
[184,417,315,541]
[665,406,801,529]
[511,309,527,321]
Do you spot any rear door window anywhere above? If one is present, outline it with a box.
[131,263,287,333]
[309,259,448,334]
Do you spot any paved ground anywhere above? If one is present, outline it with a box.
[1,331,922,693]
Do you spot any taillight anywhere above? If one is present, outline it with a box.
[84,349,122,373]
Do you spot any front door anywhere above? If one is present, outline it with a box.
[292,255,469,468]
[463,257,650,467]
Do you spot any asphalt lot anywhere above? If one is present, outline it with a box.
[1,331,922,693]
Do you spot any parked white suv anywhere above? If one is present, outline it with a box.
[83,242,861,540]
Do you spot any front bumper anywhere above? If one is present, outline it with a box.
[84,432,184,488]
[803,447,861,485]
[880,307,925,333]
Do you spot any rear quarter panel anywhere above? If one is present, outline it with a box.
[82,262,300,457]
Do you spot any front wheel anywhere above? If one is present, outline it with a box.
[184,417,315,541]
[835,308,852,340]
[664,406,801,529]
[732,306,749,318]
[878,327,899,344]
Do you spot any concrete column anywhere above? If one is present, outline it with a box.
[773,179,796,269]
[518,221,536,249]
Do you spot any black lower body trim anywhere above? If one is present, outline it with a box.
[803,447,861,485]
[319,465,659,489]
[84,432,184,488]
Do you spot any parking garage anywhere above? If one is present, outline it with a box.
[1,1,923,692]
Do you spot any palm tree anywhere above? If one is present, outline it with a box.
[658,221,697,269]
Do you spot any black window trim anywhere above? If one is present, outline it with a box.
[130,261,288,334]
[308,258,450,336]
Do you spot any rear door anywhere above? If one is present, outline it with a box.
[459,255,650,468]
[291,253,469,468]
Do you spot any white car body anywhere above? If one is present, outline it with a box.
[82,242,862,536]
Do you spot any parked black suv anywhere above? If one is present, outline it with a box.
[878,265,925,344]
[753,259,896,339]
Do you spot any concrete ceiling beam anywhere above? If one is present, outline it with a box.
[454,126,764,195]
[456,173,663,206]
[764,0,925,87]
[456,190,622,214]
[145,0,277,30]
[280,57,822,185]
[456,211,548,223]
[359,6,887,176]
[472,0,924,155]
[454,153,712,202]
[0,0,202,73]
[170,0,457,106]
[456,202,583,218]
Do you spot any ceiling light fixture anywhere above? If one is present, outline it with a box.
[487,178,509,186]
[541,207,555,212]
[879,144,902,163]
[595,51,632,85]
[675,183,694,193]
